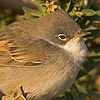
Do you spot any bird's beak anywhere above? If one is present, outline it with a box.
[76,30,91,37]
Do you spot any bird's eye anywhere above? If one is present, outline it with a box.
[58,34,67,41]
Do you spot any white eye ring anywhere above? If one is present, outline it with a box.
[58,34,67,41]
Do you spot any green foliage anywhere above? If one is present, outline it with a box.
[82,9,96,16]
[22,7,42,19]
[0,9,16,30]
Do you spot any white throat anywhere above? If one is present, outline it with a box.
[62,37,87,63]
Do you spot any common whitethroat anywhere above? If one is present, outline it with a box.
[0,10,90,100]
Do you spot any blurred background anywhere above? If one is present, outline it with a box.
[0,0,100,100]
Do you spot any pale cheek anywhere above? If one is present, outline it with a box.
[61,37,87,62]
[62,37,81,52]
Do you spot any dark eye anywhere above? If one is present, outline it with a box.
[58,34,67,41]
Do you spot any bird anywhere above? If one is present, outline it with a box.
[0,10,89,100]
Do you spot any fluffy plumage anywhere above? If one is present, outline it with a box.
[0,11,87,100]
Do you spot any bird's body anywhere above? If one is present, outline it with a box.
[0,11,87,100]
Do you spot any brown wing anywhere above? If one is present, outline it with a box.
[0,26,51,68]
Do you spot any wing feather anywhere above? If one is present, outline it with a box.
[0,29,51,68]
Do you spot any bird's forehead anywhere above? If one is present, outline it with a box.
[50,19,81,39]
[40,10,81,34]
[47,12,81,35]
